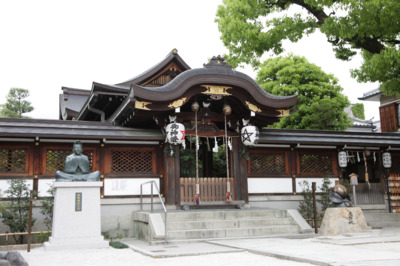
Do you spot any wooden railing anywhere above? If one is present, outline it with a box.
[180,177,235,202]
[0,231,51,245]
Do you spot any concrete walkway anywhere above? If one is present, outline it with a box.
[123,227,400,265]
[20,228,400,266]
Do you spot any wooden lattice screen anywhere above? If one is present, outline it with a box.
[250,152,287,174]
[391,155,400,175]
[46,149,94,173]
[299,152,333,174]
[111,150,153,173]
[0,149,27,173]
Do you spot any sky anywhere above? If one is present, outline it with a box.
[0,0,380,120]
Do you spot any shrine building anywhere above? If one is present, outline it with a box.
[1,49,400,234]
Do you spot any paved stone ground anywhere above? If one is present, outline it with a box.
[20,228,400,266]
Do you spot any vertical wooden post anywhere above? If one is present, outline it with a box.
[231,138,243,201]
[27,190,33,252]
[312,182,318,234]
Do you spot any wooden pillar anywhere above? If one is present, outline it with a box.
[165,145,181,206]
[173,145,181,205]
[99,142,106,198]
[232,138,249,202]
[32,141,40,197]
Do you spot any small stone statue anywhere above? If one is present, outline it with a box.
[55,140,100,182]
[329,184,352,207]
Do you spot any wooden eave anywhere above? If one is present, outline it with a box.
[258,128,400,148]
[0,118,164,141]
[76,82,131,121]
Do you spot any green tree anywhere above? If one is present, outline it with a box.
[40,186,55,230]
[318,177,332,214]
[216,0,400,95]
[0,88,34,118]
[351,103,365,120]
[298,180,314,221]
[0,179,35,244]
[256,54,351,130]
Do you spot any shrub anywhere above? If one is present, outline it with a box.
[40,185,55,230]
[298,180,314,220]
[0,179,35,244]
[109,241,129,249]
[318,177,332,214]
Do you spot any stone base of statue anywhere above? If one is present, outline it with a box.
[319,207,371,236]
[44,182,109,251]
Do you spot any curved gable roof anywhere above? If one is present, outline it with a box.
[130,66,297,109]
[116,48,191,87]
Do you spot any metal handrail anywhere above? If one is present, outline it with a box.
[140,181,167,243]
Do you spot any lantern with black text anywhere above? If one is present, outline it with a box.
[338,151,347,168]
[166,122,185,145]
[383,152,392,169]
[241,125,259,146]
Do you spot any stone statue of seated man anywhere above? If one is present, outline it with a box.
[55,140,100,182]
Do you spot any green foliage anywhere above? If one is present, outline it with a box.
[40,186,55,230]
[256,54,351,130]
[351,103,365,120]
[212,144,227,177]
[0,88,34,118]
[318,177,332,213]
[298,180,314,220]
[0,179,35,244]
[109,241,128,249]
[216,0,400,95]
[180,148,203,177]
[34,231,51,243]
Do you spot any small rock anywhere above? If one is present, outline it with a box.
[5,251,28,266]
[0,258,11,266]
[0,253,7,259]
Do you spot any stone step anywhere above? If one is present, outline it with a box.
[364,213,400,222]
[166,209,287,221]
[359,204,388,213]
[167,217,294,231]
[368,221,400,228]
[167,225,300,240]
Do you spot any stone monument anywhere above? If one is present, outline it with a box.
[44,141,108,250]
[319,184,370,236]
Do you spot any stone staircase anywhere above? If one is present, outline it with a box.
[133,209,313,242]
[360,204,400,228]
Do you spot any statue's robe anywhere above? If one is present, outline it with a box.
[55,153,100,182]
[65,154,90,174]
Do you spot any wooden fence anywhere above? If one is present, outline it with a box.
[355,183,385,204]
[0,231,51,245]
[180,177,235,202]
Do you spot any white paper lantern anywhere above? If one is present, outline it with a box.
[338,151,347,168]
[383,152,392,169]
[241,125,259,146]
[166,122,185,145]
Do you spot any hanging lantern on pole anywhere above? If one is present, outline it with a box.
[383,152,392,169]
[241,125,259,146]
[166,122,186,147]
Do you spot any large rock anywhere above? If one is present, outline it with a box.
[319,207,371,236]
[4,251,28,266]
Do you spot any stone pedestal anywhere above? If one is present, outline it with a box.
[44,182,109,251]
[319,207,371,236]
